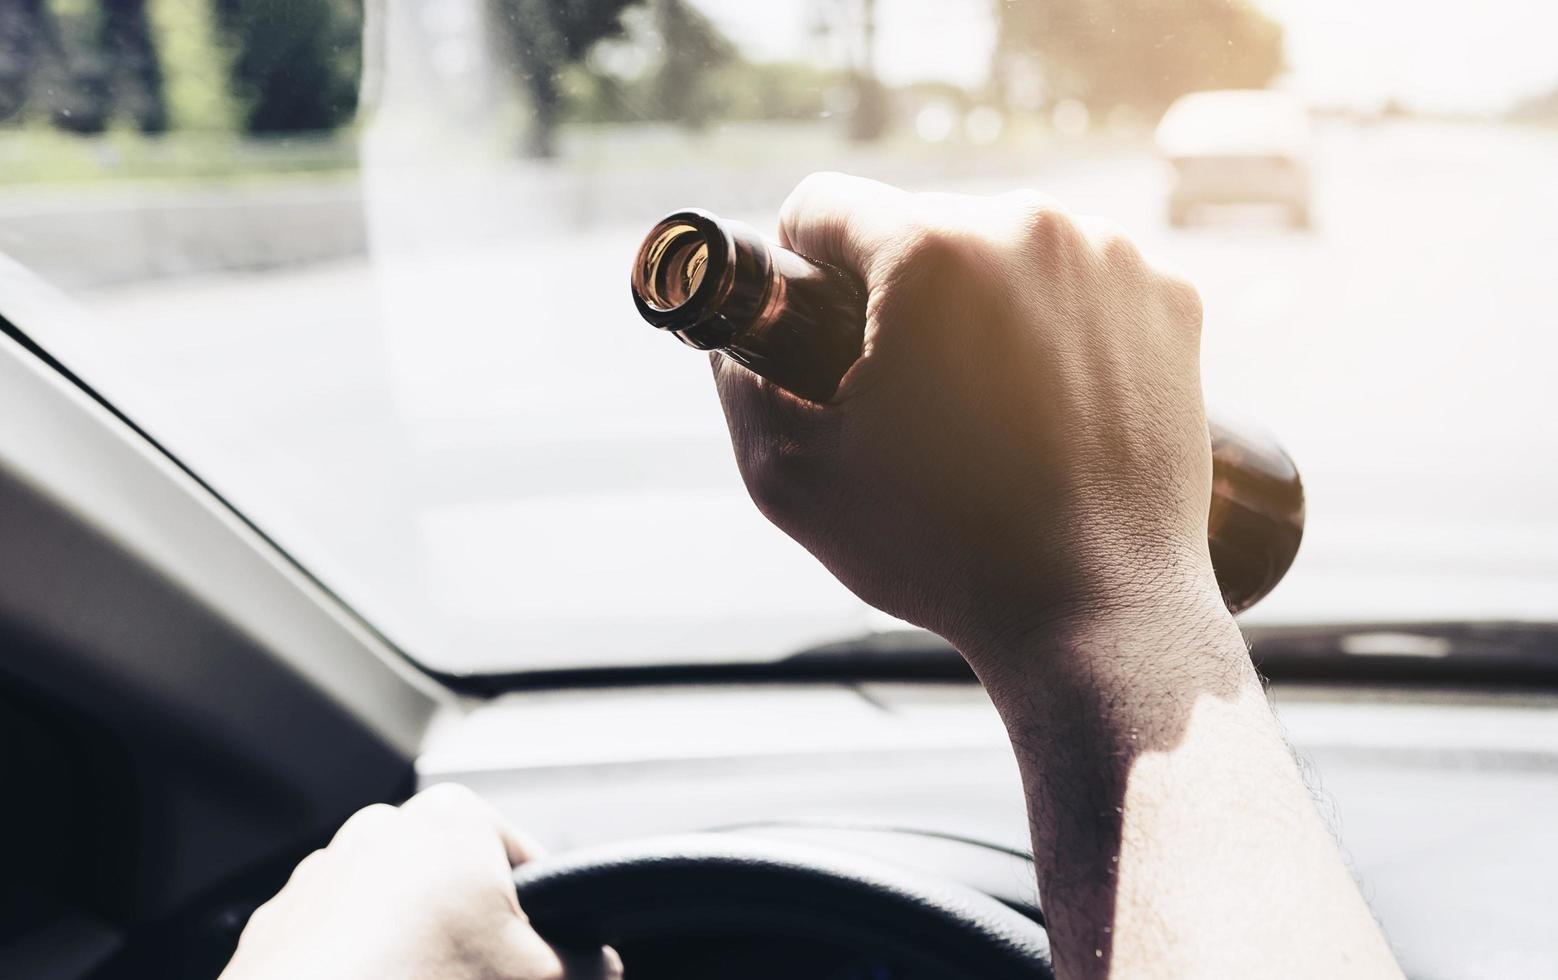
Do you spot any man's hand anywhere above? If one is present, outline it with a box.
[715,173,1402,979]
[715,172,1219,673]
[220,784,620,980]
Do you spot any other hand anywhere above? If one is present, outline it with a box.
[220,784,620,980]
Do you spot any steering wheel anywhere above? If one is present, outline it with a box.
[513,833,1054,978]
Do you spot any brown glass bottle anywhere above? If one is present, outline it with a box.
[630,208,1304,613]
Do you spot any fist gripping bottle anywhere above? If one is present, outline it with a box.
[631,208,1303,613]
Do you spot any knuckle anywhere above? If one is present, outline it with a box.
[779,171,867,265]
[1001,187,1061,223]
[333,801,398,839]
[889,221,975,281]
[241,899,275,935]
[1095,227,1144,271]
[287,848,325,882]
[1158,271,1204,330]
[1010,197,1081,252]
[349,801,398,823]
[780,171,844,225]
[410,781,481,809]
[401,783,498,835]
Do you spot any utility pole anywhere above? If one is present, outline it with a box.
[848,0,887,140]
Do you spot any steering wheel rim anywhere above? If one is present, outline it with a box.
[513,833,1054,979]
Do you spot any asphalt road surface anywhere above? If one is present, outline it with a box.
[51,119,1558,672]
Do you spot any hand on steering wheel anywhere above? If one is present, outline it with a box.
[221,785,621,980]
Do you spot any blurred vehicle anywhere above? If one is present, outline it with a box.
[1156,89,1314,228]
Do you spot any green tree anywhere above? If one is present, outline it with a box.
[100,0,167,131]
[996,0,1283,118]
[490,0,636,156]
[0,0,167,133]
[493,0,734,152]
[647,0,732,130]
[213,0,361,133]
[710,60,835,122]
[558,0,737,130]
[0,0,51,124]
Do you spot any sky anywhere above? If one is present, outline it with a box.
[691,0,1558,114]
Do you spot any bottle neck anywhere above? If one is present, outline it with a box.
[630,209,778,351]
[631,206,868,403]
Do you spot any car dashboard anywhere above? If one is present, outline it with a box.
[419,680,1558,980]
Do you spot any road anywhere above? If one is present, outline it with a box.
[51,119,1558,672]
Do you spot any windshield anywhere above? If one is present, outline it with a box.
[2,0,1554,673]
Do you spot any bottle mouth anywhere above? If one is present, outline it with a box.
[630,209,733,335]
[637,222,709,312]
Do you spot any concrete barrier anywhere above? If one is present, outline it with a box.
[0,179,366,291]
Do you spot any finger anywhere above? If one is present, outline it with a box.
[328,802,399,846]
[1071,213,1200,325]
[777,171,916,284]
[555,945,624,980]
[1074,213,1144,266]
[400,786,541,923]
[710,351,841,526]
[283,847,326,886]
[710,350,824,433]
[710,349,835,464]
[403,783,540,868]
[996,186,1068,218]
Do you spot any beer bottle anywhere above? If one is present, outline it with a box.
[630,208,1303,613]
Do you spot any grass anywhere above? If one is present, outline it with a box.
[0,117,1148,188]
[0,127,359,185]
[558,116,1146,177]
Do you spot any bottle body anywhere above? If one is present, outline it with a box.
[1206,420,1305,612]
[630,208,1304,613]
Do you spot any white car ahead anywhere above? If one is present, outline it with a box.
[1157,89,1314,229]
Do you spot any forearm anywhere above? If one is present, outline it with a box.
[971,589,1402,980]
[708,175,1403,977]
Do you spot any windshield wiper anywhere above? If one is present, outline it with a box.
[783,621,1558,686]
[1243,620,1558,686]
[449,621,1558,696]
